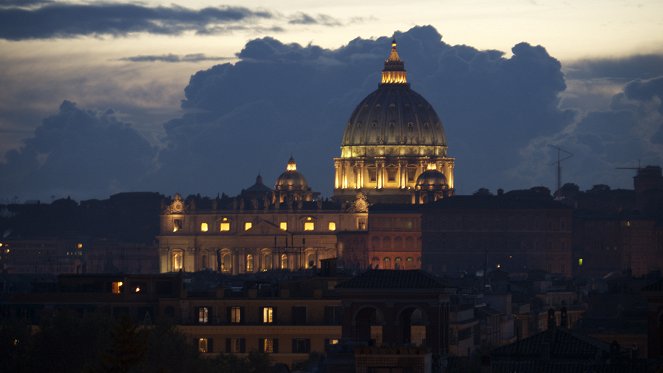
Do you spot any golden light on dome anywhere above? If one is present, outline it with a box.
[286,157,297,171]
[426,163,437,170]
[381,71,407,84]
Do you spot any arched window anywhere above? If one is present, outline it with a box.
[371,236,380,249]
[263,253,272,271]
[200,222,208,232]
[198,307,209,324]
[405,236,414,248]
[201,254,208,270]
[306,253,315,269]
[221,253,231,273]
[383,236,392,249]
[246,254,254,272]
[394,257,402,270]
[371,257,380,269]
[172,250,183,271]
[280,254,288,270]
[383,257,391,269]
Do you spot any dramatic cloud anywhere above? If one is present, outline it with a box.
[4,25,660,199]
[0,0,51,6]
[119,54,234,63]
[0,101,156,199]
[565,54,663,81]
[155,26,574,196]
[0,3,273,40]
[288,13,342,26]
[516,75,663,189]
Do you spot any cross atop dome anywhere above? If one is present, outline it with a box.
[381,38,408,85]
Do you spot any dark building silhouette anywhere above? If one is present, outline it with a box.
[421,190,573,277]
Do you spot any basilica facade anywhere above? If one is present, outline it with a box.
[158,40,451,274]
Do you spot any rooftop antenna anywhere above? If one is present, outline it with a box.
[616,159,642,174]
[549,145,573,193]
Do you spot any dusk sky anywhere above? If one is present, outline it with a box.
[1,0,663,201]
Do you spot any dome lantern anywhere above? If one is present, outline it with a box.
[381,38,408,85]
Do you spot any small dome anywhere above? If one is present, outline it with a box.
[275,157,309,191]
[415,168,447,191]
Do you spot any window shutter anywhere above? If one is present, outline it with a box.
[273,307,278,324]
[226,307,231,324]
[225,338,231,353]
[306,339,310,353]
[240,338,246,353]
[291,339,296,353]
[240,306,245,324]
[273,338,279,353]
[258,338,264,352]
[193,338,198,349]
[208,338,214,353]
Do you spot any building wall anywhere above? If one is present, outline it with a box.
[422,204,573,276]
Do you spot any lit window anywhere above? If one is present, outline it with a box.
[306,253,315,269]
[406,257,413,262]
[325,338,340,352]
[173,219,182,233]
[261,338,275,353]
[394,257,402,269]
[198,338,208,353]
[383,257,391,269]
[172,250,183,271]
[76,243,83,250]
[279,222,287,231]
[578,258,583,266]
[280,254,288,270]
[221,254,231,273]
[328,222,336,231]
[112,281,123,294]
[200,222,208,232]
[230,306,242,323]
[304,222,314,231]
[262,307,274,324]
[246,254,254,272]
[220,218,230,232]
[244,222,252,231]
[198,307,209,324]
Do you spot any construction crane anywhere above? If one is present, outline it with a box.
[549,145,573,193]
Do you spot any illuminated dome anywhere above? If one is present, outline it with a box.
[341,39,447,155]
[415,167,448,191]
[333,38,455,204]
[275,157,309,192]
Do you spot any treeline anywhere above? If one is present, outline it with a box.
[0,310,271,373]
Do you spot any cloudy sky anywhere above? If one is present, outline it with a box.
[1,0,662,201]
